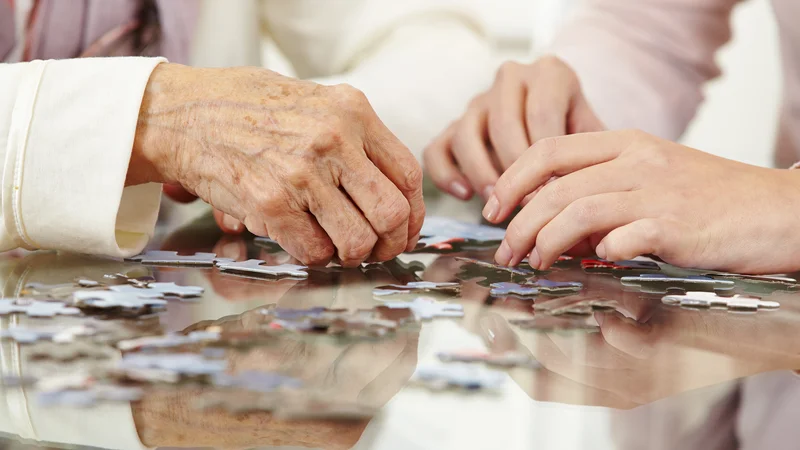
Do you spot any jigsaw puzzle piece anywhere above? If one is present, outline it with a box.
[73,290,168,310]
[489,282,539,298]
[0,299,81,318]
[662,291,780,312]
[109,282,204,299]
[215,259,309,279]
[373,281,461,297]
[533,295,619,316]
[126,251,233,267]
[621,274,734,293]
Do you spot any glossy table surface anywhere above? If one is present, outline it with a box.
[1,203,800,450]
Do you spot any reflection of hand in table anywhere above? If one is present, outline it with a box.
[134,303,419,449]
[481,300,800,409]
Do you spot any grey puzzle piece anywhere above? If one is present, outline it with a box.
[126,251,234,267]
[110,282,204,298]
[383,297,464,320]
[621,274,734,293]
[116,331,221,351]
[73,290,167,309]
[437,350,542,369]
[0,299,81,318]
[662,291,780,312]
[215,259,309,279]
[489,282,540,298]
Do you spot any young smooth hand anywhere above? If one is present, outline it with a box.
[131,63,424,267]
[483,130,800,274]
[423,56,604,201]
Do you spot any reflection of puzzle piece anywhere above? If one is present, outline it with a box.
[212,371,303,393]
[621,274,734,293]
[437,350,541,369]
[530,279,583,295]
[489,282,540,298]
[373,306,415,325]
[373,281,461,297]
[510,315,598,332]
[534,296,618,316]
[118,353,227,376]
[110,282,204,298]
[215,259,308,279]
[253,237,286,254]
[116,331,221,351]
[28,341,115,362]
[662,292,780,312]
[0,299,81,318]
[581,259,661,277]
[0,324,98,344]
[73,291,167,310]
[420,217,506,241]
[702,272,799,290]
[415,236,466,251]
[126,251,233,267]
[414,364,505,391]
[23,280,105,300]
[383,297,463,320]
[455,257,536,286]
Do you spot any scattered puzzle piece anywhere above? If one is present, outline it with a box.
[531,279,584,294]
[702,272,799,290]
[0,324,99,344]
[73,290,168,310]
[110,282,204,299]
[382,297,464,321]
[621,274,735,293]
[373,281,461,297]
[126,251,233,267]
[662,291,780,312]
[0,299,81,318]
[489,282,539,298]
[414,364,505,391]
[437,350,541,369]
[28,341,115,362]
[215,259,309,279]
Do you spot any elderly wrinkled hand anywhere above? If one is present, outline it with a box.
[483,130,800,274]
[423,56,604,202]
[131,63,424,267]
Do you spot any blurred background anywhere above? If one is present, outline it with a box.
[192,0,781,166]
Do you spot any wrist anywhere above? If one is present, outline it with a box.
[129,63,193,186]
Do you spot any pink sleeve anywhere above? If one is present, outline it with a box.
[549,0,739,140]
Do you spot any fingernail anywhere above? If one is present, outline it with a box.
[527,248,541,269]
[482,185,495,201]
[483,195,500,222]
[495,241,513,266]
[595,243,607,259]
[450,181,471,200]
[223,214,243,232]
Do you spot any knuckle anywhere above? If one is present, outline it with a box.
[401,161,424,193]
[640,221,663,248]
[531,136,560,162]
[331,83,370,113]
[310,119,347,154]
[343,229,377,262]
[541,182,571,209]
[375,194,410,234]
[284,165,315,190]
[496,61,522,81]
[256,192,286,214]
[306,244,335,266]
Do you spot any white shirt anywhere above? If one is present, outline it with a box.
[0,0,493,259]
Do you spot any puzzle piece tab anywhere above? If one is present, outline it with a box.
[215,259,309,279]
[662,291,780,312]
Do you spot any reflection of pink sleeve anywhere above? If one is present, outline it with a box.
[549,0,739,140]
